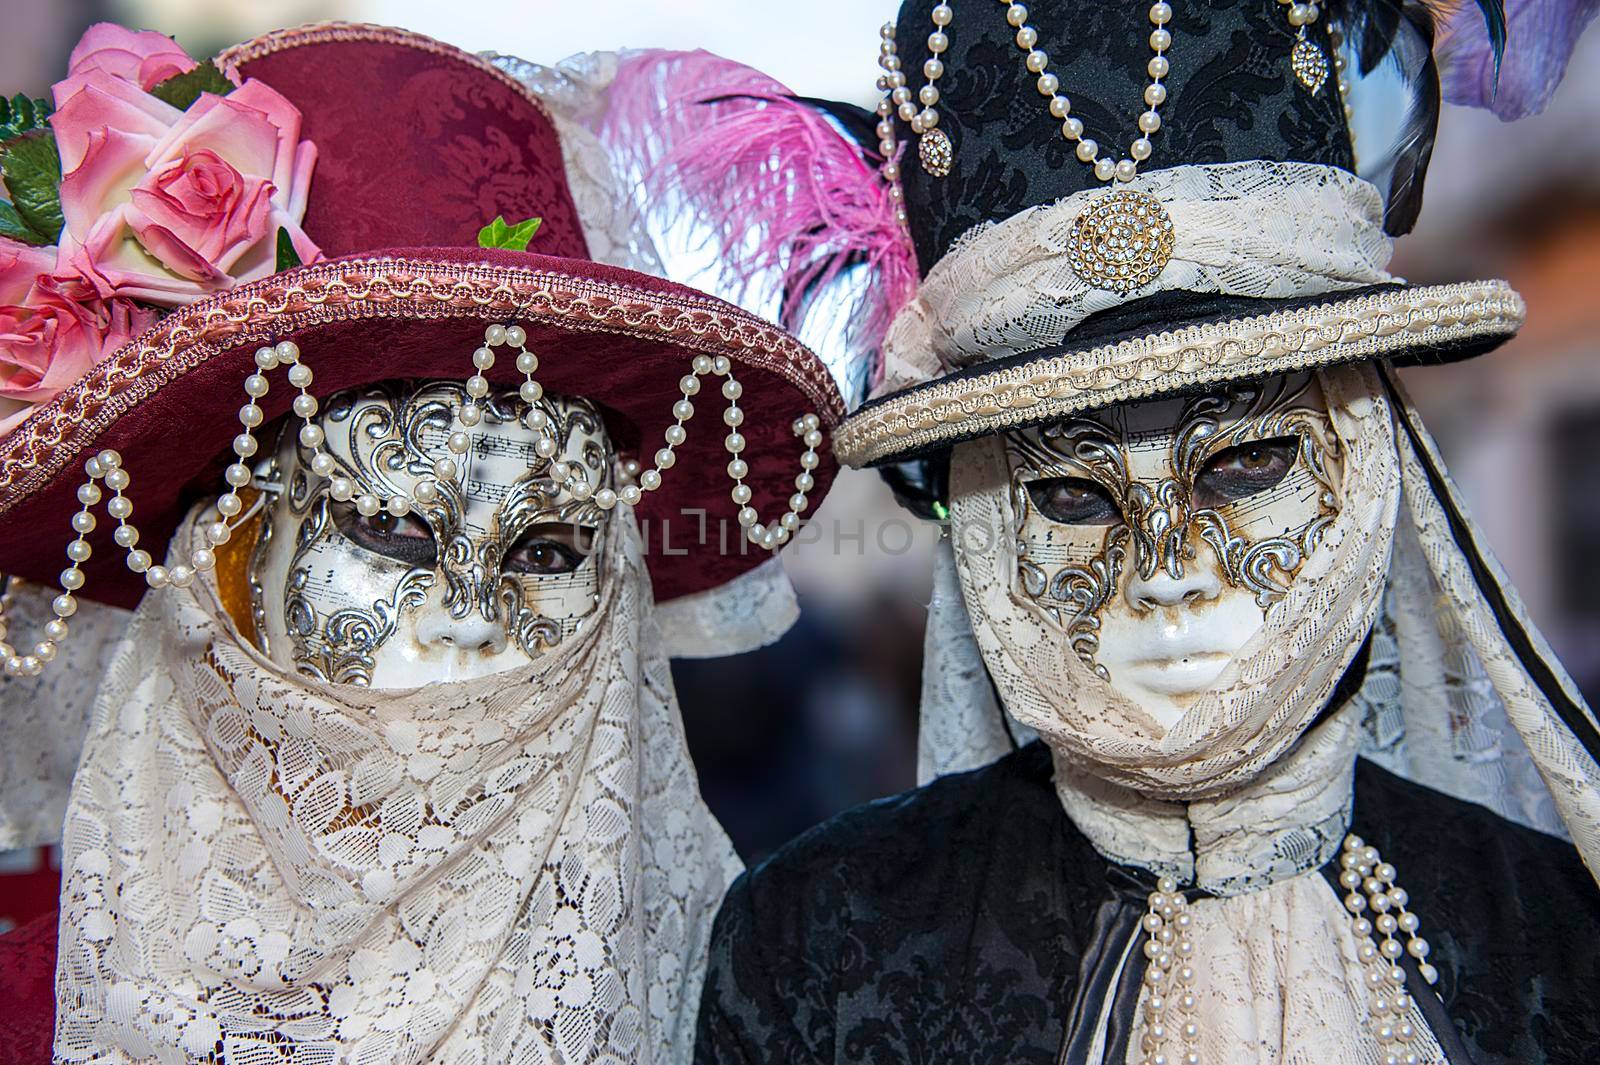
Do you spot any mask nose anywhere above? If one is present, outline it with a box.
[1123,552,1222,612]
[414,593,509,655]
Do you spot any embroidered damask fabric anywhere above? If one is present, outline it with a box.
[53,507,739,1064]
[695,744,1600,1065]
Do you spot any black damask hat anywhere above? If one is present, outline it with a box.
[823,0,1522,469]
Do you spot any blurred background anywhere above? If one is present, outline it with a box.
[2,0,1598,927]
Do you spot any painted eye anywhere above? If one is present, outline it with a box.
[503,524,594,575]
[1026,477,1121,525]
[331,502,438,566]
[1192,436,1299,509]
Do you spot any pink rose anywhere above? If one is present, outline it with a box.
[0,239,55,305]
[0,258,157,438]
[52,62,319,307]
[66,22,198,91]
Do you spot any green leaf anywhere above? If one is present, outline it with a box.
[0,131,63,245]
[275,226,303,272]
[148,61,235,110]
[477,214,542,252]
[0,94,53,146]
[0,199,46,244]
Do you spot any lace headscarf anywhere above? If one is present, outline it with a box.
[51,505,737,1064]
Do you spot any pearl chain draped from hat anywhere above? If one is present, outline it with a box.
[0,323,824,678]
[875,1,1176,185]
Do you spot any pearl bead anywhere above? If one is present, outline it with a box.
[432,458,457,480]
[307,453,334,478]
[723,407,744,428]
[465,375,489,399]
[1139,110,1163,133]
[191,548,216,572]
[619,485,641,506]
[655,448,676,469]
[919,85,940,106]
[732,484,753,505]
[52,593,77,617]
[1076,138,1099,161]
[1006,4,1029,27]
[485,324,508,345]
[692,355,713,374]
[1149,55,1170,78]
[67,540,92,563]
[59,567,84,590]
[355,494,380,517]
[1115,159,1138,182]
[1016,26,1038,49]
[796,472,815,491]
[534,436,557,459]
[673,399,695,421]
[1150,28,1172,50]
[413,480,440,504]
[104,468,130,492]
[515,352,540,377]
[524,407,548,430]
[328,478,354,501]
[712,356,731,376]
[125,550,151,573]
[244,374,269,397]
[168,565,194,588]
[594,488,618,510]
[1062,117,1085,140]
[299,424,325,448]
[145,566,169,588]
[76,483,102,506]
[274,340,300,363]
[1146,83,1168,106]
[45,619,68,641]
[725,433,746,454]
[803,429,824,448]
[570,479,593,500]
[472,346,495,369]
[781,512,799,531]
[1025,49,1049,74]
[737,506,758,528]
[928,31,948,53]
[106,496,133,520]
[206,522,231,545]
[1132,137,1154,160]
[254,346,279,370]
[727,458,749,479]
[640,469,662,491]
[665,425,687,446]
[447,431,471,454]
[287,363,313,388]
[223,463,251,488]
[239,404,263,428]
[790,493,809,512]
[504,325,526,347]
[1150,2,1172,23]
[71,511,97,534]
[923,59,944,79]
[1049,95,1071,118]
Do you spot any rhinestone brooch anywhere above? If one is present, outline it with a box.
[1068,190,1176,295]
[1291,37,1329,94]
[918,126,954,177]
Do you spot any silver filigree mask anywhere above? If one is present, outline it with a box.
[1004,372,1344,726]
[250,380,613,687]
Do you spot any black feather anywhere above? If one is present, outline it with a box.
[1381,1,1440,235]
[1469,0,1508,82]
[790,95,882,158]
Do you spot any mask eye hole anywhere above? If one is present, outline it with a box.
[504,523,594,576]
[331,501,438,567]
[1025,477,1121,525]
[1192,436,1300,510]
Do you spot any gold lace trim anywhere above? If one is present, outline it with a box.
[835,280,1522,467]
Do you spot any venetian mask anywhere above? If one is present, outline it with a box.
[1004,372,1344,728]
[249,380,614,688]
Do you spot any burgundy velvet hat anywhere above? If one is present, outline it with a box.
[0,23,843,610]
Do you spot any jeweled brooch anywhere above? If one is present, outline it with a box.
[919,127,954,177]
[1068,190,1176,295]
[1291,38,1329,94]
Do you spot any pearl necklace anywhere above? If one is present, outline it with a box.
[0,327,824,678]
[877,2,1175,183]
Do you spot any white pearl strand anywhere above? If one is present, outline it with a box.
[1338,833,1437,1065]
[1003,0,1174,183]
[0,323,823,676]
[1137,875,1201,1065]
[875,2,1175,186]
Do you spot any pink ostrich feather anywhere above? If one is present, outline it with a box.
[602,49,916,388]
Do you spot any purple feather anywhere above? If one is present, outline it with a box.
[601,50,917,386]
[1437,0,1600,119]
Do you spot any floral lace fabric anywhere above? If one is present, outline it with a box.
[878,162,1395,397]
[52,507,739,1064]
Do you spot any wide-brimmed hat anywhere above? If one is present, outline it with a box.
[0,23,843,621]
[826,0,1522,468]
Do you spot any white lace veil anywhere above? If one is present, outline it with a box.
[919,364,1600,884]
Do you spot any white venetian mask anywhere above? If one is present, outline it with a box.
[1003,372,1344,729]
[249,380,614,687]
